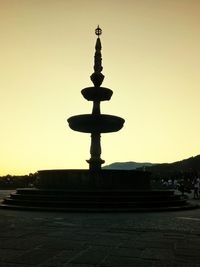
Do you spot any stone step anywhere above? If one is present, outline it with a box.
[1,188,196,212]
[3,196,187,208]
[15,188,175,196]
[10,192,180,202]
[1,202,197,212]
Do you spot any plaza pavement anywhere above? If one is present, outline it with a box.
[0,190,200,267]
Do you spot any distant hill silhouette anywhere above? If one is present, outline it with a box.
[103,161,157,170]
[145,155,200,176]
[104,155,200,177]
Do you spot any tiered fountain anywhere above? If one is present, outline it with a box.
[1,27,196,211]
[32,26,150,191]
[68,26,124,171]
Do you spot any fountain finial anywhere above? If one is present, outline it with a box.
[95,25,102,37]
[90,26,105,87]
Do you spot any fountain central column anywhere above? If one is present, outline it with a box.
[87,132,104,171]
[87,97,105,170]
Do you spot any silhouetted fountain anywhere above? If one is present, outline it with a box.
[68,26,124,171]
[1,27,197,211]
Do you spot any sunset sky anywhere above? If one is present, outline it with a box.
[0,0,200,175]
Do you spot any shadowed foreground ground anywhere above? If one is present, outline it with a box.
[0,190,200,267]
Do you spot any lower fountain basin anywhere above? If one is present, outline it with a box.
[36,169,151,190]
[68,114,125,133]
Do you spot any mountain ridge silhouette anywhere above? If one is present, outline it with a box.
[104,155,200,175]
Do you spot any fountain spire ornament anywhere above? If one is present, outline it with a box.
[90,25,104,87]
[68,26,125,170]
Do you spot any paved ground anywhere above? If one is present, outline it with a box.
[0,190,200,267]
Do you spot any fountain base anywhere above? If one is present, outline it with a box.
[1,170,198,211]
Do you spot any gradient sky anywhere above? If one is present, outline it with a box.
[0,0,200,175]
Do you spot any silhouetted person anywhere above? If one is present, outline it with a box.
[193,177,200,199]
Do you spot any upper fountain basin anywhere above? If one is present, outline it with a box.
[81,87,113,101]
[68,114,125,133]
